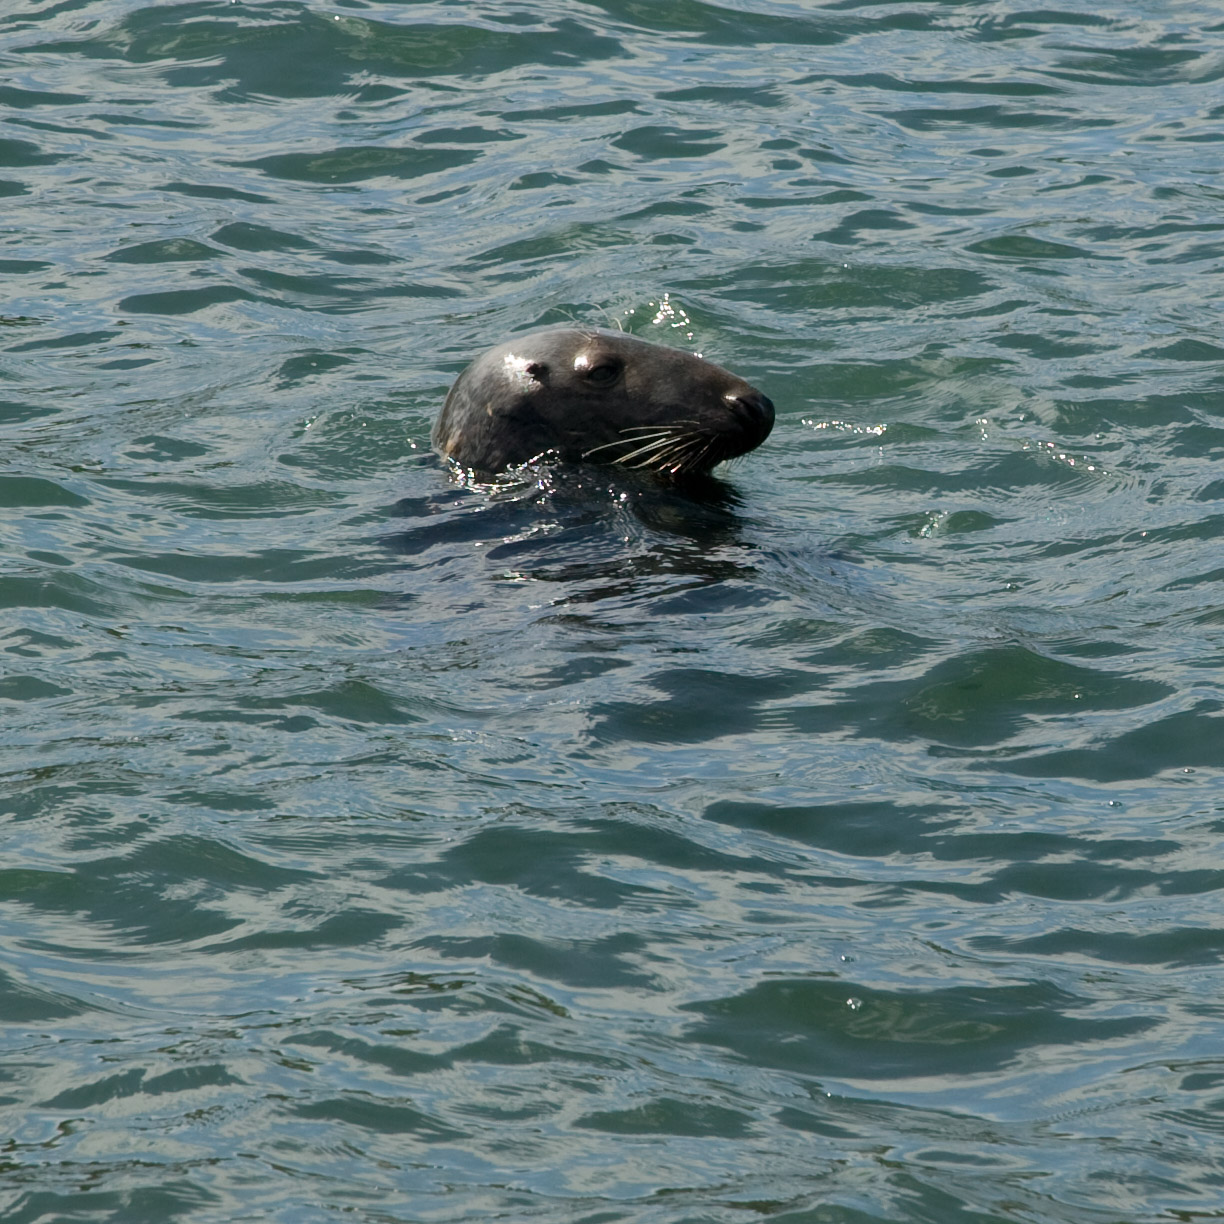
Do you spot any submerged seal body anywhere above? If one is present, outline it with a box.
[433,327,774,477]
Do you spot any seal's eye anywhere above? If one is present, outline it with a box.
[584,361,620,386]
[525,362,548,380]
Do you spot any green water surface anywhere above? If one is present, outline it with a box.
[2,2,1224,1221]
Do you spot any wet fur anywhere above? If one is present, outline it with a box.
[434,327,774,477]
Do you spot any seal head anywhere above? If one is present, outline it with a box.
[433,327,774,477]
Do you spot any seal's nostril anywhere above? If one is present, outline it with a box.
[732,391,775,425]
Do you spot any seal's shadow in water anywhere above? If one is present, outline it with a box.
[385,461,761,606]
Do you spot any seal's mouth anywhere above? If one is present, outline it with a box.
[582,394,774,476]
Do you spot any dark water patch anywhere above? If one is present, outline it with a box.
[419,932,660,991]
[818,72,1066,99]
[0,476,89,508]
[975,925,1224,967]
[1053,389,1221,435]
[215,908,403,954]
[2,626,78,657]
[661,84,787,109]
[122,435,211,462]
[576,1096,753,1137]
[160,179,272,203]
[502,98,642,122]
[1141,338,1224,362]
[984,857,1223,903]
[41,1063,242,1109]
[0,137,64,167]
[3,833,316,941]
[396,823,663,911]
[5,1183,220,1224]
[839,646,1171,749]
[274,351,357,386]
[1007,700,1224,782]
[712,260,998,311]
[590,666,815,745]
[416,125,520,147]
[0,574,133,618]
[612,125,728,159]
[1,770,153,829]
[813,207,917,245]
[8,328,121,352]
[95,477,346,519]
[462,226,643,270]
[50,2,629,97]
[292,1095,467,1141]
[291,1027,454,1077]
[117,285,259,315]
[967,234,1099,261]
[239,679,421,727]
[817,451,1093,496]
[0,84,89,107]
[932,830,1179,869]
[979,10,1118,34]
[0,969,91,1022]
[1044,45,1224,89]
[165,786,275,814]
[883,104,1110,133]
[106,548,386,584]
[992,331,1104,359]
[324,247,400,267]
[237,266,373,302]
[590,0,856,45]
[211,220,317,252]
[0,674,72,701]
[105,238,220,264]
[742,189,874,210]
[386,466,755,565]
[238,145,482,185]
[705,799,957,861]
[685,978,1154,1080]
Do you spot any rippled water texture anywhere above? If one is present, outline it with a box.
[4,2,1224,1221]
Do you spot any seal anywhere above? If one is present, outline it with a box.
[433,327,774,477]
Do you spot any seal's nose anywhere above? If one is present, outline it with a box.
[729,389,775,439]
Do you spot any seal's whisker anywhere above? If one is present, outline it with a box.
[582,428,681,460]
[582,438,638,459]
[688,436,720,472]
[582,419,724,470]
[626,420,703,431]
[614,433,699,466]
[623,434,701,468]
[674,434,709,459]
[666,434,717,475]
[669,445,707,475]
[607,440,671,465]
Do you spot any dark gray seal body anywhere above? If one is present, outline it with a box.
[433,327,774,477]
